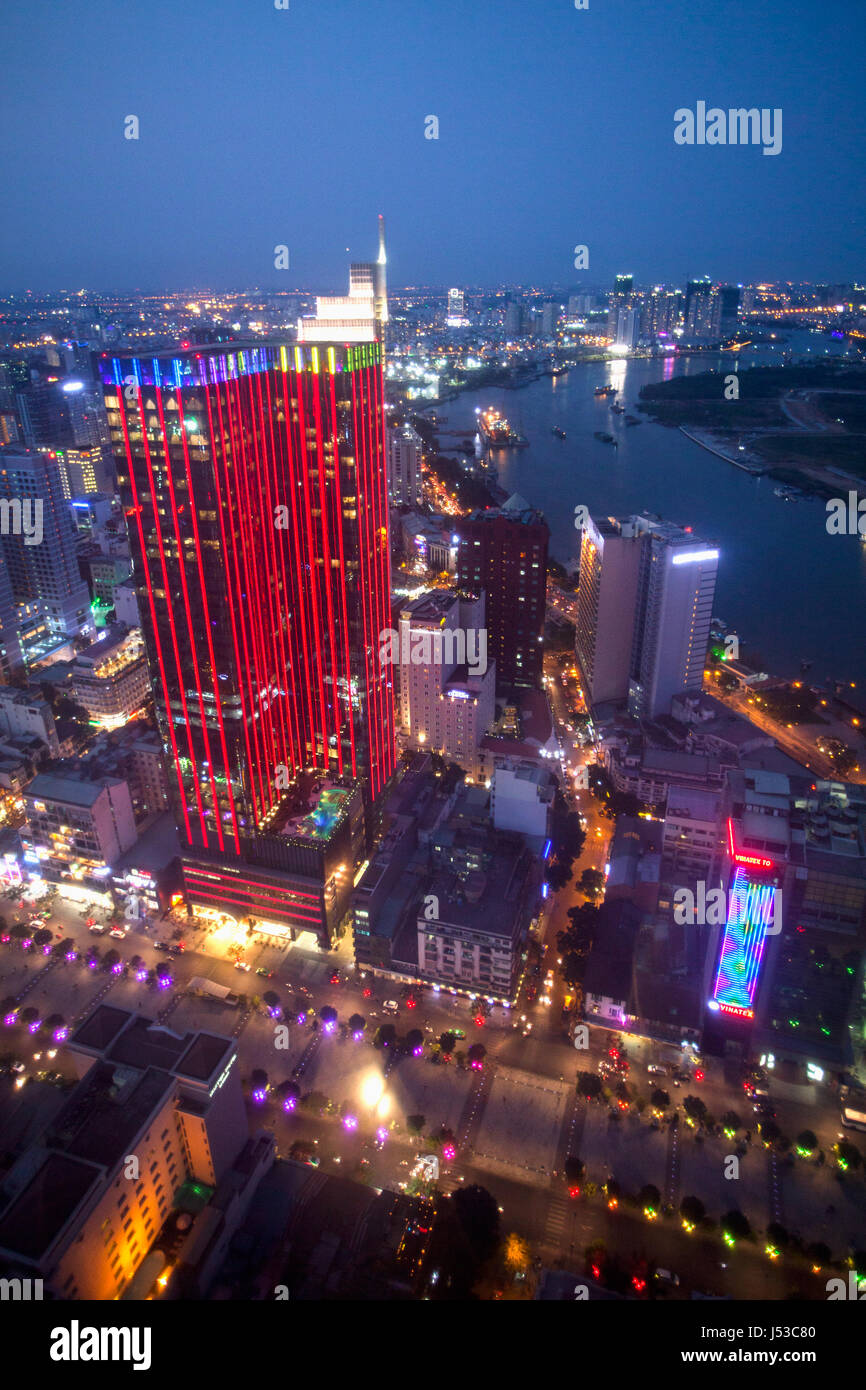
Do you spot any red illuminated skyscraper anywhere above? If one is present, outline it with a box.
[100,339,395,945]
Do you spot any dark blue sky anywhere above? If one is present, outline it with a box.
[3,0,863,291]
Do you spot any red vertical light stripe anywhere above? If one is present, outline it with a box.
[328,370,357,777]
[207,374,262,833]
[278,367,314,769]
[235,373,279,800]
[259,369,296,778]
[115,391,192,843]
[155,388,225,852]
[264,368,301,775]
[134,387,208,842]
[313,364,342,772]
[222,376,270,818]
[174,389,240,850]
[295,369,329,765]
[351,366,376,796]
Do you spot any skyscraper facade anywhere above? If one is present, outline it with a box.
[455,495,548,692]
[100,339,395,944]
[575,513,718,719]
[387,422,423,508]
[0,445,93,640]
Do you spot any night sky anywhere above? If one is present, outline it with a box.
[3,0,864,291]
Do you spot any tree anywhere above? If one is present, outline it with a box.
[836,1140,862,1171]
[796,1129,818,1154]
[406,1114,426,1136]
[405,1028,424,1054]
[578,868,605,900]
[651,1089,670,1112]
[683,1095,707,1125]
[348,1013,366,1036]
[639,1184,661,1213]
[439,1031,457,1055]
[376,1024,397,1050]
[577,1071,602,1101]
[102,948,121,972]
[545,861,573,892]
[766,1222,789,1250]
[806,1241,832,1269]
[564,1156,585,1184]
[319,1004,337,1028]
[32,927,52,949]
[20,1006,39,1027]
[275,1079,300,1106]
[453,1184,501,1262]
[758,1119,781,1147]
[250,1068,268,1091]
[467,1042,486,1066]
[53,937,75,958]
[721,1109,741,1134]
[680,1195,705,1228]
[262,990,280,1011]
[722,1210,751,1242]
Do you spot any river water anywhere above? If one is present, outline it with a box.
[437,335,866,690]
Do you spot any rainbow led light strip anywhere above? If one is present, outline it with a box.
[711,865,777,1018]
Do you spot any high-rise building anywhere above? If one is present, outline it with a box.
[712,284,742,339]
[640,287,682,341]
[387,422,423,508]
[541,301,559,337]
[684,277,714,341]
[100,337,395,946]
[614,306,640,349]
[629,520,719,719]
[504,300,524,337]
[52,444,112,498]
[607,274,634,339]
[447,288,465,324]
[297,219,387,345]
[575,514,718,719]
[575,516,643,707]
[455,494,548,691]
[395,588,496,778]
[0,445,93,640]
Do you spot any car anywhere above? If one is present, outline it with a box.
[234,960,251,972]
[255,967,274,978]
[10,1061,25,1074]
[655,1269,680,1286]
[154,941,170,952]
[452,1028,466,1040]
[382,1000,399,1014]
[647,1064,667,1076]
[329,970,340,985]
[109,928,126,940]
[88,923,105,934]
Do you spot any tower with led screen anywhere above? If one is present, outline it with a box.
[708,818,781,1026]
[100,339,395,945]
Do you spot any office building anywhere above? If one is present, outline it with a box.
[53,445,112,498]
[575,513,717,719]
[0,445,93,640]
[574,515,643,707]
[455,494,548,691]
[0,684,61,755]
[297,217,387,344]
[387,422,423,508]
[627,519,718,719]
[395,589,495,779]
[684,277,714,341]
[490,758,555,848]
[712,284,742,339]
[100,332,395,947]
[446,288,465,324]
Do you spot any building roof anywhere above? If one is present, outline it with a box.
[24,772,120,808]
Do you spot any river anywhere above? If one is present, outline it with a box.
[435,335,866,690]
